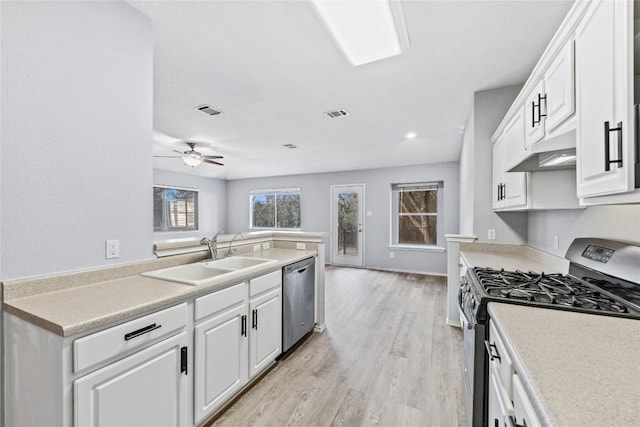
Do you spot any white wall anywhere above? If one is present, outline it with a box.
[528,205,640,256]
[1,1,153,279]
[226,162,460,275]
[153,169,226,241]
[459,85,528,243]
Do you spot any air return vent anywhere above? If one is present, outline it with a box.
[195,104,223,116]
[325,109,349,118]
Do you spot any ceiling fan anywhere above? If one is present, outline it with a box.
[154,142,224,167]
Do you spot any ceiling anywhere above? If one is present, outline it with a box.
[129,0,574,180]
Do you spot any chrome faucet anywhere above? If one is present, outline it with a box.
[227,232,243,257]
[200,230,224,260]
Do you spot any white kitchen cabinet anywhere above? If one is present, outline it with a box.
[194,282,249,423]
[493,110,529,211]
[249,286,282,378]
[524,79,546,147]
[544,41,575,132]
[575,0,635,198]
[193,270,282,424]
[512,374,542,427]
[74,331,189,427]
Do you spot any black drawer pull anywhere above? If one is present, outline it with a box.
[484,340,501,362]
[124,323,161,341]
[604,121,623,171]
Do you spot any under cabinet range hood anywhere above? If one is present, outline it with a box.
[508,130,576,172]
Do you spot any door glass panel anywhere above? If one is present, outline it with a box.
[337,191,359,256]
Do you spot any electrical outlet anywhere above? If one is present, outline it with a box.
[296,243,306,250]
[553,235,560,250]
[389,252,395,259]
[488,229,496,240]
[106,239,120,259]
[253,244,261,252]
[262,242,270,250]
[366,210,372,216]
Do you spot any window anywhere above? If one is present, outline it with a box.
[153,186,199,232]
[391,182,440,247]
[250,188,301,229]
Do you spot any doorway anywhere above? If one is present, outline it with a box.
[330,184,364,267]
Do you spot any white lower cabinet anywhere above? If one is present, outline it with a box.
[74,331,189,427]
[512,374,542,427]
[194,282,249,423]
[194,270,282,424]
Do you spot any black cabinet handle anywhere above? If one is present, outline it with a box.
[124,323,161,341]
[509,415,527,427]
[604,121,623,171]
[241,315,247,337]
[484,340,501,362]
[252,309,258,329]
[538,93,547,120]
[180,346,188,375]
[531,100,536,128]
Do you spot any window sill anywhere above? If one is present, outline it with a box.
[388,244,445,253]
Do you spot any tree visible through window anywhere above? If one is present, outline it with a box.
[153,186,199,232]
[394,183,439,246]
[251,189,301,229]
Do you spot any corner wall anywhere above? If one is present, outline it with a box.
[0,2,153,280]
[226,162,460,275]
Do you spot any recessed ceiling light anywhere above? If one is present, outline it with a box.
[406,132,417,139]
[310,0,410,67]
[195,104,223,116]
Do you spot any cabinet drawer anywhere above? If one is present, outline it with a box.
[73,303,187,373]
[195,281,247,322]
[249,270,281,297]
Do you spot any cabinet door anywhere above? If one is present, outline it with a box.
[503,108,528,208]
[74,332,188,427]
[524,79,546,147]
[492,137,505,210]
[194,285,249,423]
[575,0,635,198]
[544,41,575,132]
[249,287,282,378]
[512,374,541,427]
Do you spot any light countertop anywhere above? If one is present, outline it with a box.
[3,248,317,337]
[488,302,640,426]
[460,243,569,274]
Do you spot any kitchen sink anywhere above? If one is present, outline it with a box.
[142,256,278,286]
[205,256,276,270]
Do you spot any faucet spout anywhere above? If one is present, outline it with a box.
[201,230,224,260]
[227,232,243,257]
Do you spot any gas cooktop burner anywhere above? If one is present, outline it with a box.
[473,267,629,314]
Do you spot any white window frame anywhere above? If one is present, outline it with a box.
[249,187,302,230]
[389,182,444,252]
[153,185,199,233]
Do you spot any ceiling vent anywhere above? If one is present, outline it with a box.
[283,144,298,149]
[195,104,223,116]
[325,109,349,118]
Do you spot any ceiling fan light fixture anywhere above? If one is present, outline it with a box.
[310,0,410,66]
[182,154,202,167]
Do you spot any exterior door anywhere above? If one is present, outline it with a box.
[331,184,364,267]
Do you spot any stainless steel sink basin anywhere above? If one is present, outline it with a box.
[205,256,277,270]
[142,256,277,286]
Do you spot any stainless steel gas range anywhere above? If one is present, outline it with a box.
[458,238,640,427]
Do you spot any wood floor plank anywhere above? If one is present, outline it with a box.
[210,266,466,427]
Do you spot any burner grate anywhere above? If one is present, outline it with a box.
[473,267,628,314]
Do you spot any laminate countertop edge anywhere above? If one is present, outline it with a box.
[3,248,318,337]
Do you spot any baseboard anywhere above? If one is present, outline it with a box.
[363,266,447,277]
[446,319,462,328]
[313,323,326,333]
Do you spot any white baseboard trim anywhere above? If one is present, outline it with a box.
[313,323,327,333]
[446,319,462,328]
[361,266,447,277]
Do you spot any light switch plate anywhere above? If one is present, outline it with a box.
[253,244,261,252]
[488,229,496,240]
[553,235,559,250]
[389,252,395,259]
[296,243,306,250]
[262,242,270,250]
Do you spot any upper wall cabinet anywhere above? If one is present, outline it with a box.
[575,0,636,199]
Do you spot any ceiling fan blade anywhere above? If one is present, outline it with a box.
[154,155,181,158]
[172,149,185,155]
[202,158,224,166]
[203,155,224,159]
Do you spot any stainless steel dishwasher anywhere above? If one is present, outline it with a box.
[282,257,315,352]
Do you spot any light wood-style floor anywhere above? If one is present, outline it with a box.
[211,266,467,427]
